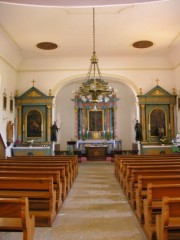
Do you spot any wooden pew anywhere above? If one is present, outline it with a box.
[0,197,35,240]
[0,160,72,189]
[122,161,180,189]
[0,165,67,200]
[0,177,56,227]
[118,159,180,188]
[156,197,180,240]
[143,183,180,240]
[123,164,180,197]
[8,155,79,180]
[130,169,180,205]
[135,175,180,223]
[114,154,180,181]
[0,170,62,212]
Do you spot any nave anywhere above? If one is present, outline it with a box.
[0,161,147,240]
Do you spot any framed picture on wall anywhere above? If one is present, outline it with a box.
[10,99,13,112]
[3,93,7,110]
[88,110,103,131]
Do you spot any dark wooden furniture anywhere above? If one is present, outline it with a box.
[85,146,108,160]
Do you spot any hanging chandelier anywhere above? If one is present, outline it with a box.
[76,8,114,103]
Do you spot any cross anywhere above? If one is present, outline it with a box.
[155,78,160,85]
[31,79,36,87]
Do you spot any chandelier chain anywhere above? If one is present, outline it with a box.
[93,8,95,53]
[75,7,114,103]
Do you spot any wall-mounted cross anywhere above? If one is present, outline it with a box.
[31,79,36,87]
[155,78,160,85]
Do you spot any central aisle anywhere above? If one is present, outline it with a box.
[46,161,147,240]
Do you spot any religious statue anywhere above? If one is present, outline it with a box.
[135,120,143,142]
[51,122,59,142]
[6,120,14,146]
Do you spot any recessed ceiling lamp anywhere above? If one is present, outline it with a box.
[76,8,114,103]
[132,40,153,49]
[36,42,58,50]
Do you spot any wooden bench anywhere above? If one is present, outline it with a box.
[114,155,180,180]
[122,161,180,188]
[156,197,180,240]
[0,197,35,240]
[0,170,62,212]
[0,177,56,227]
[0,160,72,188]
[7,155,79,180]
[128,168,180,206]
[143,183,180,240]
[135,175,180,223]
[114,155,180,181]
[123,164,180,197]
[0,164,67,200]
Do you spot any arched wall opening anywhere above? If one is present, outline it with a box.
[53,74,139,150]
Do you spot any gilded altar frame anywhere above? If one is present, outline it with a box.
[15,86,54,143]
[138,85,176,144]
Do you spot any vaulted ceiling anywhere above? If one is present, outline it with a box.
[0,0,179,60]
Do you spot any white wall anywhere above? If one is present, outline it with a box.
[55,80,136,150]
[0,58,17,156]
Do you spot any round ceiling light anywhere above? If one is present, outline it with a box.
[132,40,153,49]
[36,42,58,50]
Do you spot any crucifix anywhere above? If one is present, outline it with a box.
[155,78,160,85]
[31,79,36,87]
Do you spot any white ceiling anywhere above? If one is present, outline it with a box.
[0,0,179,60]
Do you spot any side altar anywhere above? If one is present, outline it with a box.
[12,146,52,156]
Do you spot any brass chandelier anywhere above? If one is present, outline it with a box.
[76,8,114,103]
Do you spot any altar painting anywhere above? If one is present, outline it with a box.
[88,110,103,131]
[27,110,42,138]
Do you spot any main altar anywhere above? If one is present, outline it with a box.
[76,139,122,155]
[72,92,122,157]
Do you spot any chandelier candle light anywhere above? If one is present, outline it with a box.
[76,8,114,104]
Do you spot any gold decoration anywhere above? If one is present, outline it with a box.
[152,89,164,96]
[14,90,18,97]
[27,91,41,97]
[172,88,176,95]
[139,88,142,95]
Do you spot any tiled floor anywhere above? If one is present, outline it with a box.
[0,161,147,240]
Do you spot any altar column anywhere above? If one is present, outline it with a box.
[46,105,51,142]
[82,109,87,137]
[106,109,110,131]
[74,108,78,139]
[17,106,22,142]
[114,107,118,139]
[169,104,175,139]
[140,104,146,142]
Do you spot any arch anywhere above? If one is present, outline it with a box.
[52,73,139,98]
[51,73,140,123]
[53,73,139,149]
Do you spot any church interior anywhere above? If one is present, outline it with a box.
[0,0,180,239]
